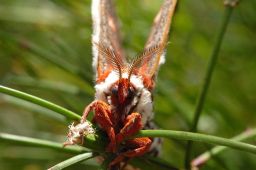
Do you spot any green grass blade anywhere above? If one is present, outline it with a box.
[1,130,255,169]
[86,129,256,156]
[136,130,256,154]
[1,85,254,159]
[48,152,95,170]
[0,85,81,120]
[3,129,254,158]
[185,3,236,167]
[191,128,256,168]
[0,133,88,154]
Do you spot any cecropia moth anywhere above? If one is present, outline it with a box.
[64,0,177,169]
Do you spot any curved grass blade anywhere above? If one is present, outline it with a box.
[48,152,96,170]
[136,130,256,154]
[191,128,256,168]
[185,3,238,168]
[0,133,88,154]
[0,85,81,120]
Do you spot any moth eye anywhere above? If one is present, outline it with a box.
[111,86,118,96]
[128,87,135,98]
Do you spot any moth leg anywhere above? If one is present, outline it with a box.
[116,112,142,145]
[109,137,152,168]
[81,100,116,152]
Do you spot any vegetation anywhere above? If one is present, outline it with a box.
[0,0,256,169]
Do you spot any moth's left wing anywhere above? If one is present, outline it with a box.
[92,0,125,82]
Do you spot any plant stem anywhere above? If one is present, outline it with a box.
[184,4,235,168]
[191,128,256,168]
[136,130,256,154]
[0,85,81,120]
[0,133,175,170]
[0,133,88,154]
[48,152,96,170]
[1,130,255,163]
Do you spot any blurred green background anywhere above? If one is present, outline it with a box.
[0,0,255,169]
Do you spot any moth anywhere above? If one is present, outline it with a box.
[64,0,177,169]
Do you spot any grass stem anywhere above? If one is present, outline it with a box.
[48,152,95,170]
[184,4,235,168]
[191,128,256,168]
[0,133,88,154]
[136,130,256,155]
[0,85,81,120]
[1,129,255,167]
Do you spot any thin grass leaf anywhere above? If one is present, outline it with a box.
[136,130,256,155]
[191,128,256,168]
[0,85,81,120]
[48,152,95,170]
[185,3,236,167]
[1,87,255,159]
[58,129,256,156]
[0,133,88,154]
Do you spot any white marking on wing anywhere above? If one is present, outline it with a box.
[92,0,100,74]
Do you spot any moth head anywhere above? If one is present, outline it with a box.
[109,52,143,106]
[110,78,136,105]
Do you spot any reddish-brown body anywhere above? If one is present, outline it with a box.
[80,78,152,168]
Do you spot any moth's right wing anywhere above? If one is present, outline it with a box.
[137,0,177,89]
[92,0,125,82]
[145,0,177,48]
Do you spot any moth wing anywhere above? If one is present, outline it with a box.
[92,0,125,82]
[138,0,177,88]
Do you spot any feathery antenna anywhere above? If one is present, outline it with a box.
[94,42,124,79]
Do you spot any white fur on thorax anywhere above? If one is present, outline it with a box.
[91,0,100,74]
[94,71,154,126]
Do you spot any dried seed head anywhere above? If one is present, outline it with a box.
[63,121,95,146]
